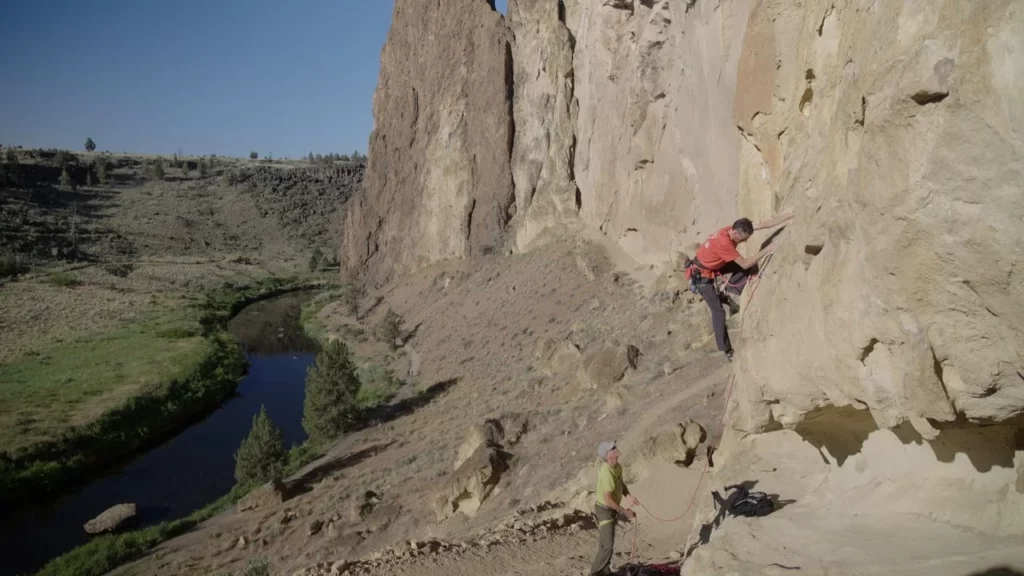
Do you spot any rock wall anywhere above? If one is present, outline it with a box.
[731,0,1024,435]
[683,1,1024,572]
[341,0,514,286]
[561,0,752,265]
[346,0,757,281]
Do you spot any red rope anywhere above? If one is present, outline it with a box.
[625,259,770,564]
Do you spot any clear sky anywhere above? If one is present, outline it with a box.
[0,2,419,158]
[0,1,510,159]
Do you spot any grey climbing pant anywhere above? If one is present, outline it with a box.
[590,504,617,575]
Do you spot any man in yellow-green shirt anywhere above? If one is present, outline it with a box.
[590,441,638,575]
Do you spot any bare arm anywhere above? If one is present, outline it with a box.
[754,211,794,231]
[734,245,774,270]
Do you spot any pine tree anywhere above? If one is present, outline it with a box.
[182,160,191,176]
[59,165,74,190]
[84,137,96,152]
[308,152,314,163]
[234,406,287,485]
[250,151,258,160]
[303,339,361,444]
[152,159,165,181]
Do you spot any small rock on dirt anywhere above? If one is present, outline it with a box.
[237,478,288,512]
[308,519,324,536]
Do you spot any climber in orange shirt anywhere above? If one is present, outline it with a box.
[685,213,793,361]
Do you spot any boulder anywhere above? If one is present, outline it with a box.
[434,445,510,521]
[307,519,324,537]
[454,413,529,469]
[83,503,137,534]
[641,419,706,467]
[578,343,641,389]
[237,478,288,512]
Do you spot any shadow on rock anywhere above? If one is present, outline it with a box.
[965,569,1024,576]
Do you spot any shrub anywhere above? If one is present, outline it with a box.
[249,151,258,160]
[307,152,314,163]
[376,308,404,349]
[101,261,133,278]
[152,160,165,181]
[308,247,323,272]
[94,158,109,184]
[156,326,198,340]
[182,160,191,175]
[302,339,361,444]
[59,166,75,191]
[341,281,365,316]
[4,148,16,163]
[241,556,271,576]
[221,169,238,186]
[198,158,208,178]
[84,137,96,152]
[234,406,287,485]
[47,271,81,287]
[55,150,78,166]
[0,252,25,279]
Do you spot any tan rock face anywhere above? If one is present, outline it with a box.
[731,0,1024,433]
[562,0,754,266]
[341,0,514,286]
[507,0,579,250]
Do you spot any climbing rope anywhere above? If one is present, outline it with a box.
[625,254,774,564]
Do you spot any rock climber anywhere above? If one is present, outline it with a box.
[685,213,793,362]
[590,441,639,576]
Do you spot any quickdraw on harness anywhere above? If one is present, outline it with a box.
[683,257,715,294]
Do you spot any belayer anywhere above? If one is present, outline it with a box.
[684,213,793,362]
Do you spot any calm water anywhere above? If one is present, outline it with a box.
[2,293,316,575]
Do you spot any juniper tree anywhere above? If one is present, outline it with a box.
[376,308,404,350]
[302,339,361,444]
[84,137,96,152]
[234,405,287,485]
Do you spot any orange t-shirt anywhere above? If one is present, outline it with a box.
[695,226,741,273]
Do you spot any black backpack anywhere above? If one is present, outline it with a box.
[712,484,775,518]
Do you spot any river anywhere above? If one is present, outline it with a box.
[2,293,316,575]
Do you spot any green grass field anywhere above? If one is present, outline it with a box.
[0,313,207,452]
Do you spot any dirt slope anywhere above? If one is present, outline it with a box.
[112,233,735,576]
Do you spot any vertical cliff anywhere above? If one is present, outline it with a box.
[683,1,1024,572]
[341,0,514,286]
[331,0,1024,572]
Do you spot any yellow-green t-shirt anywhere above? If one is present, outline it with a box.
[594,462,623,507]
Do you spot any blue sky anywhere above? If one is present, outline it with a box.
[0,0,507,159]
